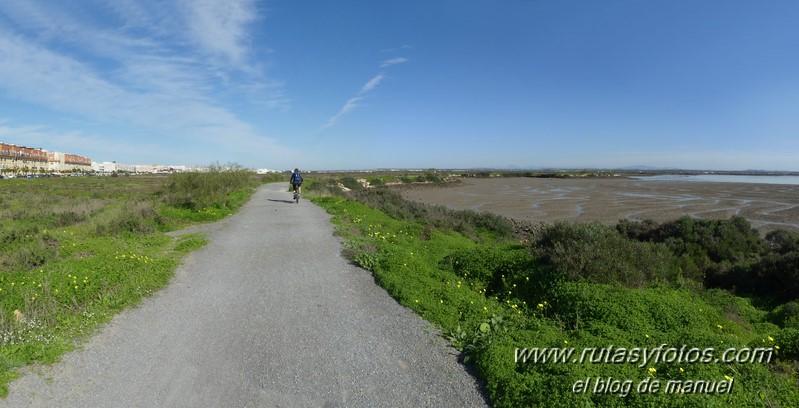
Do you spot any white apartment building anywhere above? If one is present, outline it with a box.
[48,152,92,173]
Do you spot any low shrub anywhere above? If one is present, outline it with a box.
[775,328,799,360]
[618,216,767,281]
[0,225,60,272]
[535,222,700,288]
[2,236,60,272]
[340,177,364,191]
[95,203,157,236]
[55,211,87,227]
[304,178,345,196]
[0,226,41,246]
[618,217,799,305]
[766,229,799,255]
[747,252,799,304]
[769,301,799,330]
[162,165,255,210]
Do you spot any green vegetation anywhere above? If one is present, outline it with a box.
[535,222,702,289]
[616,216,799,305]
[348,189,514,240]
[0,169,257,396]
[311,183,799,407]
[340,177,365,191]
[173,233,209,253]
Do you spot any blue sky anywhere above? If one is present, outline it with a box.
[1,0,797,171]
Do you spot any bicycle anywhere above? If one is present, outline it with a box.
[293,185,301,204]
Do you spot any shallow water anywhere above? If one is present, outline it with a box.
[633,175,799,185]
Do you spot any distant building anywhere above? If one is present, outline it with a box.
[48,151,92,173]
[89,162,207,174]
[1,140,208,176]
[134,164,157,173]
[256,168,281,174]
[92,161,117,173]
[0,142,48,174]
[115,163,136,173]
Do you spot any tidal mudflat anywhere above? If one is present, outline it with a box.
[402,177,799,233]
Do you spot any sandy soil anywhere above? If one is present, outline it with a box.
[402,178,799,233]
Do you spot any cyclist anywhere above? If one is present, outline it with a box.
[290,168,303,196]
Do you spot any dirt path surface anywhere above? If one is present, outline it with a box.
[403,177,799,233]
[2,183,487,408]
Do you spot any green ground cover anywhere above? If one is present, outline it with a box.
[0,169,260,396]
[312,185,799,407]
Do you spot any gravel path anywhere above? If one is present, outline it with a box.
[2,183,488,408]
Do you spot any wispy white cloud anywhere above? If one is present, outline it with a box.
[0,0,276,105]
[320,58,407,132]
[361,74,385,93]
[380,57,408,68]
[320,97,364,131]
[179,0,258,68]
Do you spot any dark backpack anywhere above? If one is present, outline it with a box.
[292,171,303,184]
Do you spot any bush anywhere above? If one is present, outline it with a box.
[304,178,345,196]
[775,328,799,361]
[535,222,700,288]
[616,217,799,304]
[419,171,444,183]
[748,252,799,304]
[769,301,799,329]
[163,165,255,210]
[616,218,660,241]
[0,226,40,246]
[619,216,766,275]
[3,236,60,272]
[340,177,364,191]
[0,226,61,272]
[56,211,87,227]
[95,203,157,236]
[766,230,799,255]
